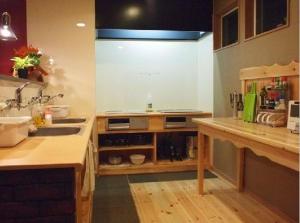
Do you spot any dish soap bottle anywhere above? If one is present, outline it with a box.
[146,93,154,112]
[31,104,45,127]
[44,108,53,126]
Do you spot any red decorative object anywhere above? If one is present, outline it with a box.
[0,0,27,75]
[14,45,40,58]
[12,44,48,78]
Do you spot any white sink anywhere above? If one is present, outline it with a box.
[0,116,32,147]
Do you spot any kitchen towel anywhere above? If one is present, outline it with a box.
[81,139,96,197]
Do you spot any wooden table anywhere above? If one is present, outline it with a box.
[193,117,299,195]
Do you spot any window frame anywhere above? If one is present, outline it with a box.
[221,6,239,48]
[245,0,290,41]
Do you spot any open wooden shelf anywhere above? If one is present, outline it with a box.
[96,113,212,176]
[98,128,198,134]
[98,159,198,176]
[99,144,154,152]
[98,161,155,175]
[0,74,47,88]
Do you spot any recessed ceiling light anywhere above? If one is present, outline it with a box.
[118,46,124,49]
[76,22,86,27]
[126,6,141,18]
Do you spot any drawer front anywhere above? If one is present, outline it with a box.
[130,117,149,130]
[164,116,187,129]
[107,118,130,130]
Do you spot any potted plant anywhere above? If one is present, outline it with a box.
[11,55,34,79]
[11,45,48,81]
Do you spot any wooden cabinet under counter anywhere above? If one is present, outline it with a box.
[96,112,212,175]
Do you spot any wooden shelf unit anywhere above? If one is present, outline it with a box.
[98,159,198,176]
[99,144,154,152]
[96,112,212,175]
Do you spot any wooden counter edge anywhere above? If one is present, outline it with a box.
[96,112,212,118]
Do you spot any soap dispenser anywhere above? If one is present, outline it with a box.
[146,93,153,112]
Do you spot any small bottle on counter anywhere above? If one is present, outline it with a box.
[259,87,268,109]
[146,93,154,112]
[31,104,45,127]
[237,94,244,119]
[44,108,53,126]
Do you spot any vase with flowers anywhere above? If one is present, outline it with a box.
[11,45,48,81]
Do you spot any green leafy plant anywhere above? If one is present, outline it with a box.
[11,55,34,71]
[11,45,48,76]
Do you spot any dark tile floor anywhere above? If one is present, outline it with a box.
[93,175,139,223]
[92,171,216,223]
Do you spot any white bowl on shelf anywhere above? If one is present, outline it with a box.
[130,154,146,165]
[108,155,122,165]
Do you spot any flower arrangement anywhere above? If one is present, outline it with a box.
[11,45,48,80]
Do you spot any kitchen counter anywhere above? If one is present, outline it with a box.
[193,117,299,195]
[0,115,95,170]
[193,117,299,154]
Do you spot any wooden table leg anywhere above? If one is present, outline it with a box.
[237,148,245,192]
[198,132,206,195]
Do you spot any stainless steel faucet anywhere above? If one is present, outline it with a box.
[15,82,31,110]
[47,93,64,103]
[30,93,64,105]
[37,85,47,103]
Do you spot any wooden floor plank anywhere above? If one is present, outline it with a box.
[130,178,291,223]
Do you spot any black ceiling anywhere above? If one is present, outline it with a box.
[95,0,213,32]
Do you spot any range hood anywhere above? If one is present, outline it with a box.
[95,0,212,40]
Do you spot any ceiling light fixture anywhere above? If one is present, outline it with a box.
[126,6,141,18]
[0,12,17,41]
[76,22,86,28]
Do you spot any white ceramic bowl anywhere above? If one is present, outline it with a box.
[130,154,146,165]
[46,105,70,118]
[108,155,122,165]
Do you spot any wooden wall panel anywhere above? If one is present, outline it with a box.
[245,0,254,39]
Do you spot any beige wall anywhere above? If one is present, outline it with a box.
[213,0,299,220]
[26,0,96,116]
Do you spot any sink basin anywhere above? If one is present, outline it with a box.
[52,118,86,124]
[29,126,83,137]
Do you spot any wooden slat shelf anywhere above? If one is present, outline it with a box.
[98,159,198,176]
[99,144,154,152]
[157,159,197,166]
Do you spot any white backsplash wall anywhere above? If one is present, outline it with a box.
[0,86,38,116]
[197,34,213,112]
[95,34,213,112]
